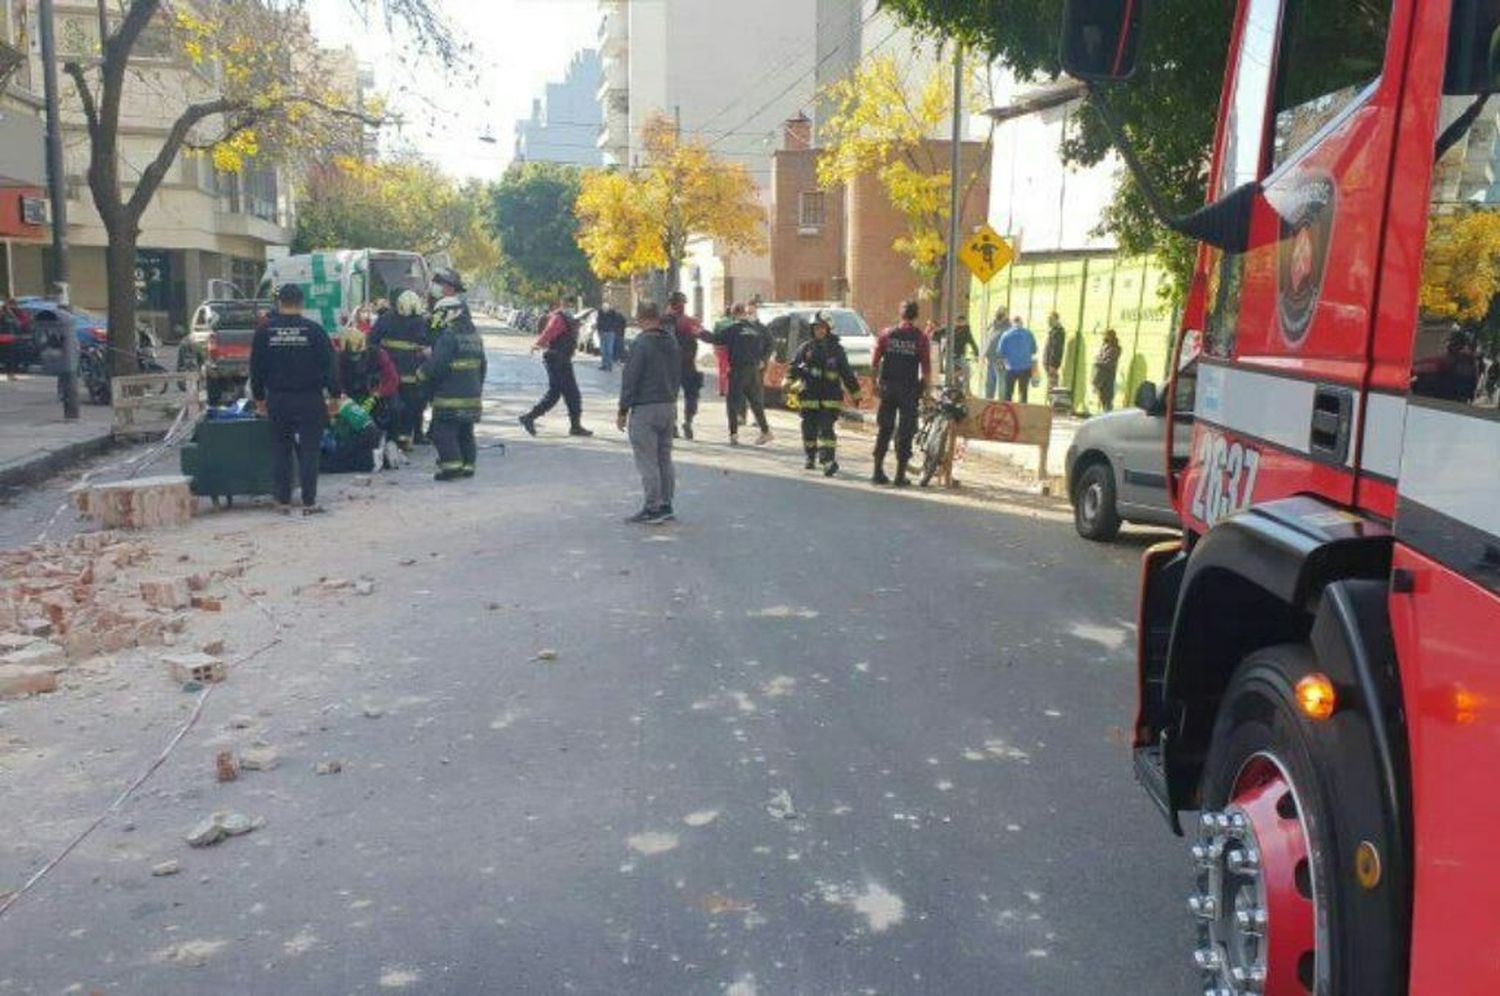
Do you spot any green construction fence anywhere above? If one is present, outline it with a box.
[966,253,1181,414]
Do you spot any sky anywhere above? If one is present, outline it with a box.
[307,0,601,180]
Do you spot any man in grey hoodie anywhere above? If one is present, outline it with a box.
[618,300,682,524]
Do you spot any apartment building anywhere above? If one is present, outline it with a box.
[0,0,48,297]
[28,2,296,335]
[595,0,817,179]
[514,48,603,167]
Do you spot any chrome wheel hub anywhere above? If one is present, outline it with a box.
[1191,753,1317,996]
[1082,482,1103,521]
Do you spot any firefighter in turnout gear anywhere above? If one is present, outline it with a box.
[787,312,861,477]
[417,268,487,481]
[369,289,431,451]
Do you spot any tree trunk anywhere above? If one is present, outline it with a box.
[666,251,682,295]
[104,222,141,378]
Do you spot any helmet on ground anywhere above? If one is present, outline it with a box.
[396,290,424,317]
[431,267,466,295]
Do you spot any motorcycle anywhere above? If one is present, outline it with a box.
[76,323,167,406]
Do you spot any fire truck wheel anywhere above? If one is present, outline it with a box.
[1195,644,1402,996]
[1073,462,1121,541]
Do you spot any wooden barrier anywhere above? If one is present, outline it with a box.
[957,399,1055,481]
[111,372,202,439]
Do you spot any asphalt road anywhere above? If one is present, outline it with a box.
[0,328,1199,994]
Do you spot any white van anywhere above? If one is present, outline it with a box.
[257,250,430,332]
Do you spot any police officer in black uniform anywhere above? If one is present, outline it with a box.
[418,268,487,481]
[871,299,932,487]
[250,283,341,513]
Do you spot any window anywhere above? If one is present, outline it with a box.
[1218,0,1279,196]
[1270,0,1391,168]
[798,192,825,231]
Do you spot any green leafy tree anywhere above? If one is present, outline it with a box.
[489,162,600,305]
[293,156,473,256]
[880,0,1236,295]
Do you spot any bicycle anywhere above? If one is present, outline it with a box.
[913,381,970,487]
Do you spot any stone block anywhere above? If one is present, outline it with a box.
[0,664,59,698]
[73,475,195,531]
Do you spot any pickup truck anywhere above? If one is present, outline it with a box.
[188,299,272,406]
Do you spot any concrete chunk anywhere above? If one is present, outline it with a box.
[1,641,65,671]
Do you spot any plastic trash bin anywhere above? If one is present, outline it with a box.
[179,416,276,507]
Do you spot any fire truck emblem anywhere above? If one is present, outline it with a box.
[1275,175,1336,346]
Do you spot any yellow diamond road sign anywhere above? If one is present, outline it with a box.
[959,225,1015,284]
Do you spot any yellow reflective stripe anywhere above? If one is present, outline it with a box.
[432,397,481,410]
[450,359,482,370]
[383,340,424,351]
[438,460,464,470]
[400,375,421,384]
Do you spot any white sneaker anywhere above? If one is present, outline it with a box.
[755,431,773,446]
[729,435,740,447]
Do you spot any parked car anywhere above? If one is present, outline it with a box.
[0,299,34,369]
[15,298,108,354]
[188,299,272,405]
[756,304,877,369]
[1065,374,1194,541]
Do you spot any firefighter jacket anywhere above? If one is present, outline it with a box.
[788,334,861,411]
[369,311,430,384]
[418,297,487,422]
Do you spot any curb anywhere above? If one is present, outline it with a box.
[0,432,116,492]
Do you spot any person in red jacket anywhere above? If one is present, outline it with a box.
[520,298,593,437]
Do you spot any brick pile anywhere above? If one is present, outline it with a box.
[0,531,235,699]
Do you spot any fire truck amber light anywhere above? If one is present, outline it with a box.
[1295,674,1337,721]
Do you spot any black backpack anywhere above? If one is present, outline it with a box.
[549,311,580,358]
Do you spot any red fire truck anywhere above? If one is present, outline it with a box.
[1060,1,1500,993]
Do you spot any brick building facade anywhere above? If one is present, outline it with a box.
[770,115,991,331]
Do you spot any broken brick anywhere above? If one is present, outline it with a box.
[0,664,59,698]
[140,578,191,611]
[190,596,223,613]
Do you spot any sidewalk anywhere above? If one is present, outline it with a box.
[0,374,115,489]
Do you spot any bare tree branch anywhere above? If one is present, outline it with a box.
[126,95,234,219]
[62,61,100,140]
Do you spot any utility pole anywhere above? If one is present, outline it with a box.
[943,42,964,383]
[39,0,78,418]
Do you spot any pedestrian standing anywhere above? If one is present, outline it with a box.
[871,300,931,487]
[984,308,1008,400]
[618,300,682,524]
[789,311,862,478]
[664,291,704,439]
[520,297,593,438]
[999,316,1039,404]
[702,303,774,446]
[934,315,979,391]
[250,283,341,515]
[419,268,488,481]
[1094,328,1123,412]
[596,303,626,372]
[369,289,430,451]
[1043,312,1067,393]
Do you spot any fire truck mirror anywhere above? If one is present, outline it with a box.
[1059,0,1143,83]
[1134,380,1161,414]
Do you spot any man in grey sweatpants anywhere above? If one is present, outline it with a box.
[618,300,682,524]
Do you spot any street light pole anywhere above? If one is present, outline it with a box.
[943,42,964,384]
[38,0,78,419]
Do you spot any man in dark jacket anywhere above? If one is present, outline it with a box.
[871,299,932,487]
[369,289,430,450]
[1043,312,1067,392]
[418,268,487,481]
[596,304,627,371]
[788,311,862,477]
[701,302,774,445]
[520,297,592,437]
[618,300,682,524]
[664,290,704,439]
[250,283,341,513]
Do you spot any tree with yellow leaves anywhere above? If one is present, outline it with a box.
[1419,209,1500,324]
[60,0,449,373]
[575,114,765,292]
[817,54,995,314]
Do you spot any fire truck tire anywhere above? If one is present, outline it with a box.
[1073,462,1121,541]
[1197,643,1402,996]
